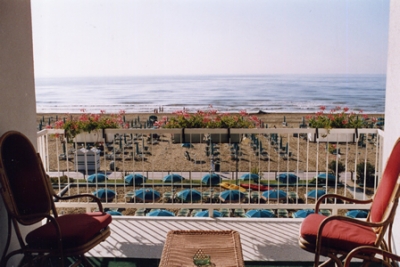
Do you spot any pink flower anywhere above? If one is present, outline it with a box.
[240,110,248,116]
[343,107,349,112]
[320,106,326,111]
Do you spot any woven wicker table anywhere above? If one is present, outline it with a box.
[159,230,244,267]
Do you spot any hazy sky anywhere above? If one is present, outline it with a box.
[31,0,390,78]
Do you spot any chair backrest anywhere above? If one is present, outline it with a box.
[0,131,53,225]
[370,138,400,223]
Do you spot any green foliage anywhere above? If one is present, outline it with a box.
[328,160,345,176]
[356,162,376,187]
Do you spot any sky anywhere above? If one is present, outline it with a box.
[31,0,390,78]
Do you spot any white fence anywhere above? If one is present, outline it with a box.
[37,127,384,218]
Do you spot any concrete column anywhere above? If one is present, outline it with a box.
[384,0,400,255]
[0,0,38,266]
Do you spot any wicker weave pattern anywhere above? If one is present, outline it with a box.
[159,230,244,267]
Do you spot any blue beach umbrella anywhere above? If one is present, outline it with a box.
[240,173,259,182]
[316,173,336,185]
[201,173,221,185]
[87,173,107,183]
[124,173,147,185]
[306,189,326,199]
[292,209,318,218]
[345,210,369,218]
[147,209,175,217]
[261,190,287,201]
[163,174,185,183]
[219,190,245,203]
[276,173,299,184]
[194,210,222,218]
[176,189,202,202]
[93,189,116,202]
[134,188,161,203]
[245,209,275,218]
[106,210,123,216]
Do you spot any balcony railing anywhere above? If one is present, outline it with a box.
[37,127,384,218]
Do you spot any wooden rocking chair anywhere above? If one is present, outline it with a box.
[0,131,112,266]
[299,138,400,267]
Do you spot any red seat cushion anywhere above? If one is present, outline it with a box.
[300,214,377,252]
[26,212,112,249]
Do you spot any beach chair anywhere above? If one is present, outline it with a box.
[233,208,245,217]
[163,191,174,202]
[134,208,146,216]
[125,191,135,202]
[177,208,190,217]
[299,138,400,267]
[219,208,231,217]
[0,131,112,267]
[277,209,288,218]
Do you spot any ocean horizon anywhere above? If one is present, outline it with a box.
[35,74,386,114]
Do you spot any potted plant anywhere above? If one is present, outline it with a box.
[154,107,261,143]
[54,109,124,143]
[306,106,371,143]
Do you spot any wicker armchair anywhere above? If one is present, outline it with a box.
[299,138,400,267]
[0,131,112,266]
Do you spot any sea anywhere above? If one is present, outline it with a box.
[35,74,386,114]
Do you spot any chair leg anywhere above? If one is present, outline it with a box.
[79,254,93,267]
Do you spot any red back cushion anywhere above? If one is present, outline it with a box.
[370,139,400,223]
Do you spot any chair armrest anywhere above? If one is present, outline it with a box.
[315,193,372,212]
[53,193,104,212]
[344,246,400,267]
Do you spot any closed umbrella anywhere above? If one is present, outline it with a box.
[306,189,326,199]
[245,209,275,218]
[134,188,161,203]
[163,174,184,183]
[219,190,245,203]
[124,173,147,185]
[147,209,175,217]
[201,173,221,185]
[345,210,369,218]
[176,189,202,202]
[87,173,107,183]
[93,189,116,202]
[194,210,222,218]
[261,190,287,201]
[240,173,259,182]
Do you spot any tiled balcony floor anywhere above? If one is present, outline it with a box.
[87,217,319,262]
